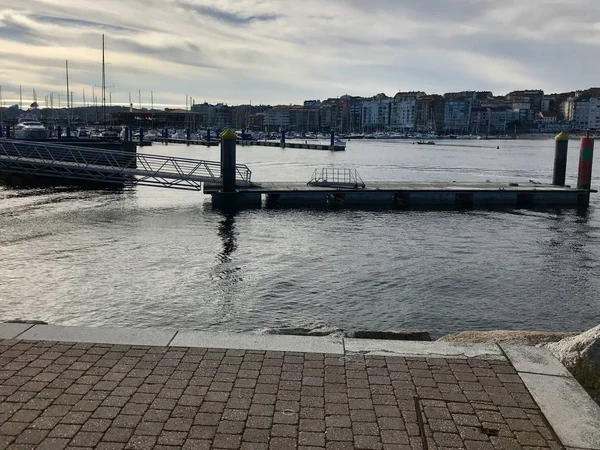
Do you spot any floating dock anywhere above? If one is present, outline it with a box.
[206,181,595,209]
[237,140,345,151]
[155,138,345,151]
[155,137,219,146]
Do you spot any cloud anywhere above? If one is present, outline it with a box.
[180,2,280,25]
[0,0,599,107]
[31,14,136,33]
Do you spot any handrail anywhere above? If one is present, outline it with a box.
[307,167,365,188]
[0,139,252,189]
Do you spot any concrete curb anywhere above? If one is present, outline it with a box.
[499,343,600,450]
[2,323,599,449]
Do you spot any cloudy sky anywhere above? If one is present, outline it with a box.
[0,0,599,108]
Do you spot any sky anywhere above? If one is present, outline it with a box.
[0,0,599,108]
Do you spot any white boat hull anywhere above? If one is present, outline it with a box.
[14,128,48,140]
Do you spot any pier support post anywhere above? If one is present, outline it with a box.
[4,125,8,139]
[577,131,595,207]
[553,132,569,185]
[330,130,335,147]
[66,127,71,139]
[139,128,144,144]
[186,128,191,145]
[57,126,62,139]
[124,127,129,142]
[281,130,286,148]
[206,129,211,146]
[0,126,3,138]
[220,128,237,193]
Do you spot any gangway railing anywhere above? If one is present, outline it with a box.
[0,139,252,191]
[307,168,365,189]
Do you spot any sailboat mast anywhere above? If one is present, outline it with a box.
[65,60,71,127]
[102,34,106,124]
[138,89,141,110]
[19,85,22,110]
[0,86,3,125]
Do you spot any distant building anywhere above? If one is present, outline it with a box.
[443,95,472,134]
[389,92,424,131]
[361,99,392,131]
[506,90,544,113]
[415,95,444,133]
[265,106,290,130]
[191,102,216,127]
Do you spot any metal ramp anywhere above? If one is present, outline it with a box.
[307,168,365,189]
[0,139,252,191]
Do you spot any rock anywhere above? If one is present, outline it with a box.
[438,330,580,346]
[5,319,48,325]
[350,330,431,341]
[546,324,600,371]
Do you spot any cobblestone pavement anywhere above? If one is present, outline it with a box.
[0,339,563,450]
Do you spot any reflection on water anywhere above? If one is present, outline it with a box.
[217,212,237,263]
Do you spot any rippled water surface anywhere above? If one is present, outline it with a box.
[1,139,599,338]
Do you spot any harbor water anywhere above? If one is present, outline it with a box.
[1,139,599,338]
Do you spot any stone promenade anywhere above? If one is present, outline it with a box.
[0,324,599,450]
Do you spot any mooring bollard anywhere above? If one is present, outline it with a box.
[57,126,62,139]
[66,127,71,139]
[281,130,286,148]
[124,127,130,141]
[206,129,211,146]
[139,128,144,144]
[330,130,335,147]
[577,131,595,191]
[553,132,569,185]
[220,129,237,194]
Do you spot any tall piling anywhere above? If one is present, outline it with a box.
[281,130,286,148]
[66,127,71,139]
[139,128,144,144]
[577,131,595,207]
[553,132,569,185]
[220,129,237,194]
[4,126,8,139]
[206,129,211,146]
[186,128,191,145]
[330,130,335,147]
[57,126,62,139]
[0,126,3,138]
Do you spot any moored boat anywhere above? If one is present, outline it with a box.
[14,118,47,140]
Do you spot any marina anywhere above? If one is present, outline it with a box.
[1,138,599,340]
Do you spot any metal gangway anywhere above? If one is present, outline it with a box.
[0,139,252,190]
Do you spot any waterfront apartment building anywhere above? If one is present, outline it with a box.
[265,106,290,129]
[560,89,600,131]
[443,93,473,134]
[361,98,392,131]
[389,92,424,131]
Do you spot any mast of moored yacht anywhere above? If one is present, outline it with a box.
[102,34,107,125]
[65,60,71,128]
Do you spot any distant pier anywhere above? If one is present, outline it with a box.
[237,140,346,151]
[156,137,219,146]
[154,138,345,151]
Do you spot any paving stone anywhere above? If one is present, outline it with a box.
[36,438,70,450]
[0,339,564,450]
